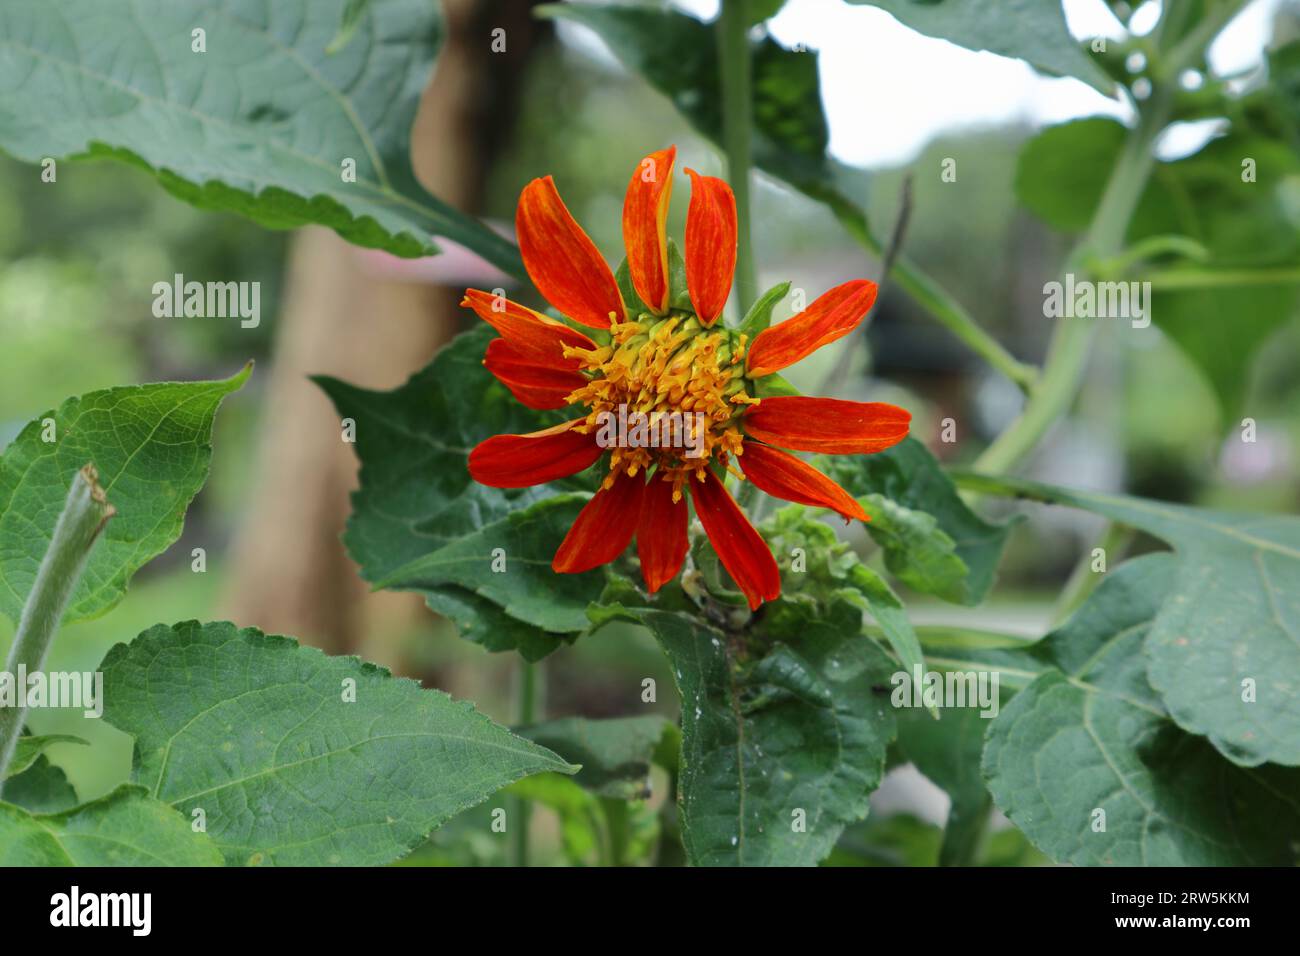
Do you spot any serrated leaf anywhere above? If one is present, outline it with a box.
[980,474,1300,767]
[0,366,249,625]
[983,554,1300,865]
[379,493,606,635]
[4,734,87,779]
[821,438,1016,605]
[315,326,586,659]
[859,493,971,603]
[614,599,895,866]
[0,0,520,272]
[518,715,675,799]
[99,620,576,866]
[0,785,223,866]
[845,0,1111,93]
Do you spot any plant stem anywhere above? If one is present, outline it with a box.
[0,465,113,785]
[718,0,757,314]
[509,659,540,867]
[974,84,1175,474]
[1051,521,1135,626]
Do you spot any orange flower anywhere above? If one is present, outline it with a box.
[464,147,910,610]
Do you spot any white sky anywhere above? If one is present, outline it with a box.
[566,0,1285,167]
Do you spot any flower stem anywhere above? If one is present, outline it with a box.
[1051,520,1135,626]
[509,659,540,867]
[718,0,757,314]
[0,465,114,785]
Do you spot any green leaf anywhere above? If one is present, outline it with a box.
[746,0,786,26]
[316,326,586,659]
[505,773,606,864]
[0,785,223,866]
[518,715,676,799]
[615,599,896,866]
[326,0,373,54]
[538,4,873,247]
[821,438,1017,605]
[845,0,1111,93]
[858,494,971,603]
[99,620,577,866]
[896,707,992,866]
[983,554,1300,865]
[0,366,249,625]
[4,734,87,779]
[0,0,520,273]
[378,494,606,635]
[2,754,79,814]
[973,474,1300,767]
[738,281,791,337]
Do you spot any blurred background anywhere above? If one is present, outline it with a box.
[3,0,1298,863]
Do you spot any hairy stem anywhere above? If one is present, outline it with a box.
[509,659,540,867]
[718,0,757,313]
[0,465,114,785]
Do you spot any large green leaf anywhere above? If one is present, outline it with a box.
[1017,118,1300,418]
[2,755,79,814]
[538,3,872,246]
[316,325,591,660]
[822,438,1016,605]
[602,599,896,866]
[0,366,249,625]
[0,785,223,865]
[983,554,1300,865]
[99,620,576,866]
[846,0,1110,93]
[966,472,1300,767]
[0,0,520,273]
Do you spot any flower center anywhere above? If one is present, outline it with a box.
[564,313,759,500]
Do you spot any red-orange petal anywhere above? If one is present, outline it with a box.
[517,177,623,329]
[738,440,868,522]
[469,420,602,488]
[684,169,737,326]
[689,469,780,611]
[553,472,646,574]
[622,146,676,315]
[743,397,911,454]
[636,477,688,592]
[483,338,586,410]
[462,289,595,366]
[746,280,879,377]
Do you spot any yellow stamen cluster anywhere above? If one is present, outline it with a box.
[564,314,759,501]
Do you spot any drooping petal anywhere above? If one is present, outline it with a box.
[746,280,879,377]
[636,477,689,592]
[469,420,602,488]
[553,472,647,574]
[483,338,586,410]
[462,289,595,365]
[622,146,676,315]
[743,397,911,454]
[689,469,781,611]
[738,440,867,522]
[516,176,624,329]
[684,168,737,326]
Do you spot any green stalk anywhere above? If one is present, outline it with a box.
[1051,521,1135,626]
[717,0,757,314]
[0,465,114,785]
[509,659,540,867]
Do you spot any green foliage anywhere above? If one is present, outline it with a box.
[822,438,1017,605]
[3,734,87,779]
[844,0,1110,93]
[316,326,591,660]
[3,755,80,814]
[597,598,897,866]
[984,554,1300,865]
[0,785,223,865]
[519,715,677,800]
[0,366,249,625]
[99,620,576,866]
[0,0,519,274]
